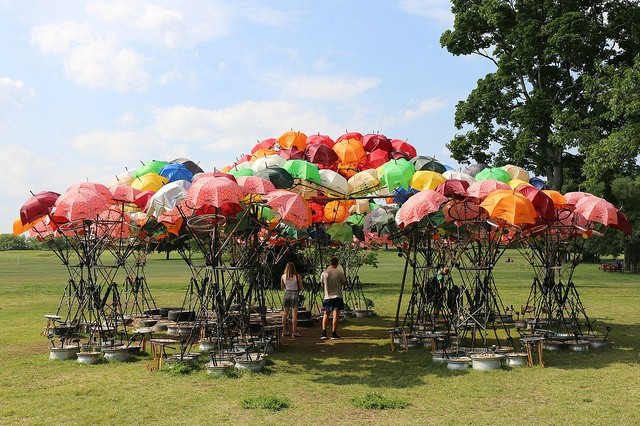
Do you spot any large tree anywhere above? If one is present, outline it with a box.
[441,0,640,190]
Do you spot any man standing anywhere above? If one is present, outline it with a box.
[320,256,347,340]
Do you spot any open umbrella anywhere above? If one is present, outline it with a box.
[278,130,308,151]
[443,169,475,184]
[254,167,294,189]
[502,164,530,181]
[574,196,620,227]
[479,190,538,226]
[228,167,254,178]
[380,158,415,190]
[108,169,137,187]
[362,134,391,152]
[183,176,244,212]
[309,202,326,223]
[19,191,60,226]
[564,191,594,205]
[236,175,276,195]
[324,200,350,223]
[170,158,204,175]
[159,163,193,183]
[52,185,111,223]
[410,170,446,191]
[265,190,312,230]
[529,177,546,189]
[283,159,321,184]
[135,160,168,178]
[390,139,417,159]
[435,179,470,198]
[193,172,237,184]
[336,131,363,144]
[443,199,485,222]
[95,207,133,239]
[466,179,510,199]
[146,180,191,217]
[347,169,380,196]
[251,154,286,172]
[363,205,398,236]
[336,162,359,179]
[507,179,531,189]
[251,138,277,154]
[304,143,338,168]
[327,222,355,242]
[317,169,348,197]
[411,156,446,173]
[611,210,633,235]
[361,149,390,170]
[333,138,366,164]
[396,190,448,228]
[542,190,567,207]
[516,185,555,220]
[131,173,169,192]
[251,148,277,160]
[306,133,335,148]
[463,163,489,177]
[475,167,512,183]
[277,146,305,161]
[109,185,141,203]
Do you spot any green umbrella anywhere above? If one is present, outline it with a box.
[135,160,169,178]
[475,167,511,183]
[346,213,365,226]
[282,159,321,184]
[327,222,354,242]
[229,168,254,178]
[381,158,415,190]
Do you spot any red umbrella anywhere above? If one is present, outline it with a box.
[278,146,305,160]
[183,176,244,212]
[265,189,312,230]
[336,131,363,144]
[304,143,339,168]
[362,134,391,152]
[611,210,633,235]
[52,185,111,223]
[396,190,448,228]
[109,185,141,203]
[389,148,412,160]
[309,201,326,224]
[306,134,335,148]
[516,185,555,220]
[466,180,510,199]
[435,179,470,198]
[390,139,417,159]
[133,190,156,209]
[251,138,277,154]
[19,191,60,225]
[361,149,389,170]
[574,196,619,227]
[95,207,133,238]
[236,176,276,195]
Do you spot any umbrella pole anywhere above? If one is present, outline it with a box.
[394,248,411,329]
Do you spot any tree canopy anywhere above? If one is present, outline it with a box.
[441,0,640,190]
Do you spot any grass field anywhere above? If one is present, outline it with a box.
[1,249,639,425]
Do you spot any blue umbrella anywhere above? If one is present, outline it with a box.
[159,163,194,183]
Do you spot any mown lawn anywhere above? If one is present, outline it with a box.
[0,249,638,425]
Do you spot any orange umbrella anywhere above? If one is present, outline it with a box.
[333,138,366,164]
[479,190,538,226]
[336,162,359,179]
[323,200,351,223]
[542,190,567,207]
[278,130,308,151]
[251,148,277,160]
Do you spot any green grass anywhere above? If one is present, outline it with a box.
[1,249,639,424]
[352,392,409,409]
[241,395,291,411]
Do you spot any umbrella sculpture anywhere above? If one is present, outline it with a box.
[265,189,312,230]
[396,190,448,228]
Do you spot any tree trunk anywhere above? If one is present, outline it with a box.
[166,250,170,260]
[624,242,640,273]
[545,146,564,190]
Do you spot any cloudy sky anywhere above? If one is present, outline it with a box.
[2,0,494,233]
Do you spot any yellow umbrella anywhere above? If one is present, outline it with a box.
[507,179,532,189]
[410,170,446,191]
[130,173,168,192]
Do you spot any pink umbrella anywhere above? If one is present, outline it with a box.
[265,189,312,230]
[183,176,244,211]
[277,146,305,160]
[192,172,237,184]
[443,199,485,222]
[95,207,133,238]
[564,191,594,205]
[52,185,111,223]
[109,185,141,203]
[396,190,448,228]
[236,176,276,195]
[435,179,470,198]
[66,182,112,200]
[574,196,619,227]
[466,180,510,199]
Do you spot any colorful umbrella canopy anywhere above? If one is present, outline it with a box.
[251,138,277,154]
[507,179,531,189]
[277,146,305,161]
[475,167,512,183]
[502,164,530,181]
[380,158,415,190]
[479,190,538,226]
[466,179,510,199]
[336,131,363,143]
[265,189,312,230]
[574,195,620,227]
[278,130,308,151]
[109,185,141,203]
[146,180,191,217]
[317,169,348,196]
[135,160,168,178]
[463,163,489,177]
[410,170,447,191]
[108,169,137,187]
[390,139,417,159]
[411,156,446,173]
[131,173,169,192]
[361,149,390,170]
[159,163,193,183]
[443,169,475,184]
[327,222,355,242]
[396,190,448,228]
[254,167,294,189]
[306,133,335,148]
[19,191,60,226]
[347,169,380,196]
[333,138,366,164]
[228,167,254,178]
[283,159,321,184]
[304,143,339,168]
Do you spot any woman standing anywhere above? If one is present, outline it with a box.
[281,262,304,337]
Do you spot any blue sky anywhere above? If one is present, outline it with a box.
[1,0,494,233]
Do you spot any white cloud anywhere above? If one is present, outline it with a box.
[400,98,448,120]
[117,112,138,126]
[0,77,35,110]
[398,0,453,25]
[272,74,381,101]
[240,5,301,27]
[313,59,334,72]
